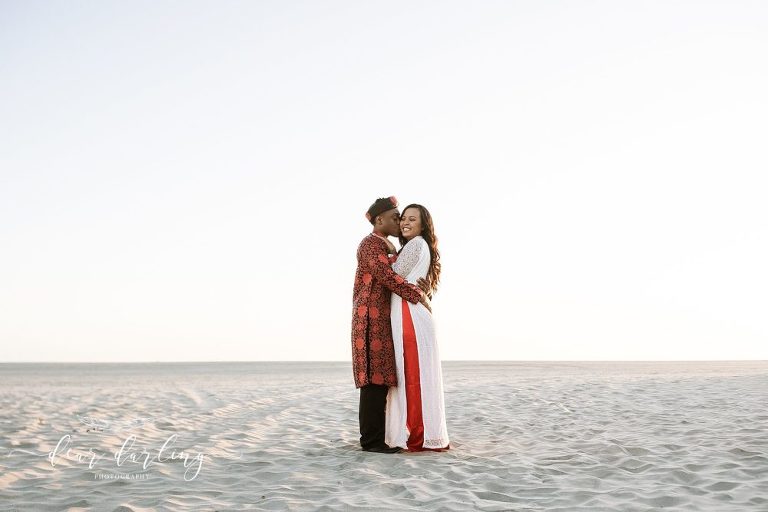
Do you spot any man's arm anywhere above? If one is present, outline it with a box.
[360,240,422,304]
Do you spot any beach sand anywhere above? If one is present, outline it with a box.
[1,361,767,511]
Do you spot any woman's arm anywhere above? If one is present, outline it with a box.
[359,239,422,304]
[392,238,422,278]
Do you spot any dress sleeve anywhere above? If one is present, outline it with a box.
[393,237,423,278]
[359,239,423,304]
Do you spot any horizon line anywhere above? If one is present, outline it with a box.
[1,359,766,364]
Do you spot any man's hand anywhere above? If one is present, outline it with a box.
[419,293,432,313]
[417,277,432,300]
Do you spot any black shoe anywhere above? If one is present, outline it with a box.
[362,444,402,454]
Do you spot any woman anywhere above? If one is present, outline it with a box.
[384,204,450,452]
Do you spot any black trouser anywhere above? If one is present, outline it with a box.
[359,383,389,449]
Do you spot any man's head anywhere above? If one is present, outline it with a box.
[365,196,401,237]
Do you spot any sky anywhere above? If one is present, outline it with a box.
[1,1,766,362]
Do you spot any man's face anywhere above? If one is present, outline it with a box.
[376,208,401,237]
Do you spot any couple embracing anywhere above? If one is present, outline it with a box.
[351,196,450,454]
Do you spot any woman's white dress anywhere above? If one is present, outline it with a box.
[385,235,450,451]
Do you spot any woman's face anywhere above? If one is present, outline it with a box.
[400,207,422,240]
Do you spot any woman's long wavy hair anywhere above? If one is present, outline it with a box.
[398,204,441,295]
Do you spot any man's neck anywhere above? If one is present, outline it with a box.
[372,229,388,238]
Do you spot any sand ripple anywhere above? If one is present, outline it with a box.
[0,361,767,510]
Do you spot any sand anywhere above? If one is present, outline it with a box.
[1,361,767,511]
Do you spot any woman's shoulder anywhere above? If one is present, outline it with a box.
[405,235,428,251]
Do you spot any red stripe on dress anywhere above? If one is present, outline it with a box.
[401,298,426,451]
[402,299,451,453]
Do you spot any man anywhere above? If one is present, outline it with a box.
[352,196,431,453]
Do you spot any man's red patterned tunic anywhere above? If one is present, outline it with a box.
[351,233,422,388]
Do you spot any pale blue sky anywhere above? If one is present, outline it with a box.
[1,1,766,361]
